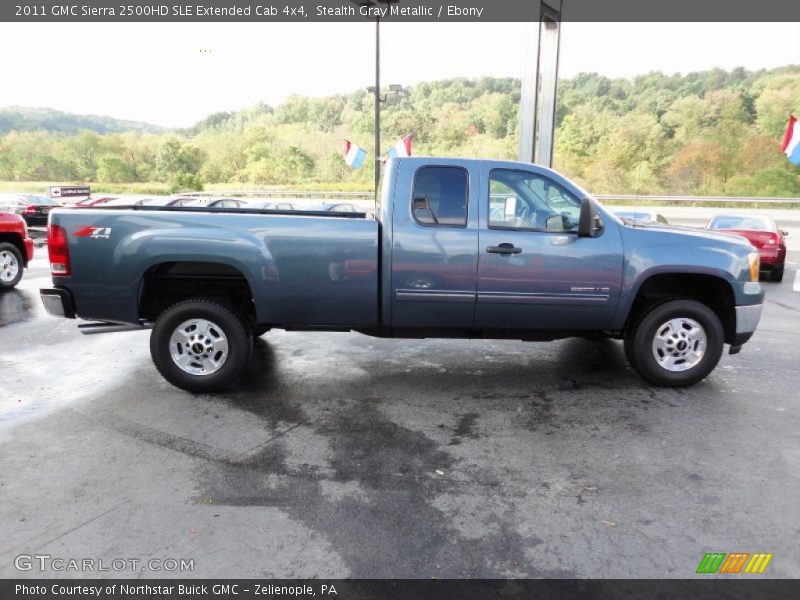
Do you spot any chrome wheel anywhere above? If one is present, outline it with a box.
[0,250,19,283]
[169,318,229,376]
[651,317,707,372]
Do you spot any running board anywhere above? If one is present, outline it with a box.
[78,321,154,335]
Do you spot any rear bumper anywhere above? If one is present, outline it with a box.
[40,287,76,319]
[732,303,763,346]
[758,247,786,267]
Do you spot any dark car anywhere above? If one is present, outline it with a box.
[613,210,669,225]
[0,194,62,227]
[706,214,788,282]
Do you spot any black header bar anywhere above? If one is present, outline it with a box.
[3,0,800,22]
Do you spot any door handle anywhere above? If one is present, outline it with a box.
[486,243,522,255]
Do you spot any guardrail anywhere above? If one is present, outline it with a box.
[595,195,800,206]
[182,190,375,201]
[182,190,800,206]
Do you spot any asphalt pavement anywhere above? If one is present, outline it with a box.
[1,247,799,579]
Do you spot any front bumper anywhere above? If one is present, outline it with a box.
[40,287,76,319]
[23,238,34,263]
[732,303,763,346]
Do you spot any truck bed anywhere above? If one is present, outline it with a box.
[50,207,380,328]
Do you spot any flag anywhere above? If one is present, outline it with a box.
[386,134,412,159]
[344,140,367,169]
[781,115,800,166]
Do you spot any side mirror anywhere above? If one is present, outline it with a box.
[578,197,603,237]
[780,230,789,237]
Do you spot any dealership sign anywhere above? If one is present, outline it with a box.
[49,186,91,198]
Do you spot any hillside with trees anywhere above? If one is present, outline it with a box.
[0,106,165,135]
[1,66,799,195]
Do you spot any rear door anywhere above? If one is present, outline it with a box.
[390,162,479,329]
[476,165,623,331]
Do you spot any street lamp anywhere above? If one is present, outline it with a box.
[349,0,399,196]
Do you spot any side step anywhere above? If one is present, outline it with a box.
[78,321,154,335]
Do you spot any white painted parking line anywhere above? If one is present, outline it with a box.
[794,269,800,293]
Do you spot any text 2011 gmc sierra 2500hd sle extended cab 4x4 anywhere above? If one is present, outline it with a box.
[40,157,764,392]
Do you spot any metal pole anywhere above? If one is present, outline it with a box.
[374,16,381,198]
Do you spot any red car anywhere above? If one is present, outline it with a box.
[706,214,788,282]
[0,211,35,290]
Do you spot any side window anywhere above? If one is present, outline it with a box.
[488,169,581,233]
[412,166,468,227]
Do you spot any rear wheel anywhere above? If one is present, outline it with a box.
[150,298,253,393]
[0,243,23,291]
[624,298,724,387]
[770,265,784,283]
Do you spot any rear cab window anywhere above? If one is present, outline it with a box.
[411,166,468,227]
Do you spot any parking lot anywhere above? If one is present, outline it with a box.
[1,220,799,579]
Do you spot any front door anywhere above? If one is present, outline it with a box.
[476,166,623,331]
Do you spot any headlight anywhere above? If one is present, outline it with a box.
[747,252,760,282]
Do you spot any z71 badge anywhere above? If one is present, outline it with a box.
[73,226,112,239]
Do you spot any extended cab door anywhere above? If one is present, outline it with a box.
[476,164,623,331]
[390,161,479,329]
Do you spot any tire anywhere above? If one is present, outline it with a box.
[770,265,784,283]
[149,298,253,393]
[0,243,24,291]
[624,298,724,387]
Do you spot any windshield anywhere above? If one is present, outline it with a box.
[708,215,774,232]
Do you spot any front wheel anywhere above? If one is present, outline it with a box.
[0,243,23,291]
[624,299,724,387]
[150,298,253,393]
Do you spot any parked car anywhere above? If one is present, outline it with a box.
[138,196,202,208]
[40,157,764,393]
[613,210,668,225]
[706,214,788,282]
[0,211,34,290]
[301,202,365,213]
[244,200,299,211]
[186,198,246,209]
[0,194,62,227]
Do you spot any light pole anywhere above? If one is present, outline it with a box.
[349,0,399,196]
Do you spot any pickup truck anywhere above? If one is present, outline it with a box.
[0,211,34,290]
[40,157,764,392]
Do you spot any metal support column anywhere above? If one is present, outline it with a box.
[519,1,562,167]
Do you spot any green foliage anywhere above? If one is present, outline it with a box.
[2,67,800,196]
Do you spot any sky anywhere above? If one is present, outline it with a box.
[0,22,796,128]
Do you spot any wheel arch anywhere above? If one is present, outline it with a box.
[622,272,737,345]
[138,260,258,326]
[0,233,27,267]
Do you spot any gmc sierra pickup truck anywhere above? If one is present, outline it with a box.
[40,157,764,392]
